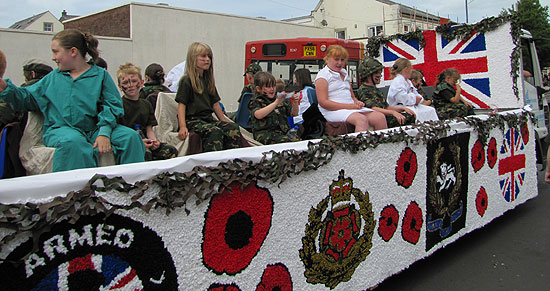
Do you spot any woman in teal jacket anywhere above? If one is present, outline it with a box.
[0,29,145,172]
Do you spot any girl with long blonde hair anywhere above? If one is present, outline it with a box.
[175,42,242,152]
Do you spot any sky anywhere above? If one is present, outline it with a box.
[1,0,549,28]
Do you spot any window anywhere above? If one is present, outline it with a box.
[404,25,409,33]
[521,37,535,86]
[336,30,346,39]
[43,22,53,32]
[367,25,384,37]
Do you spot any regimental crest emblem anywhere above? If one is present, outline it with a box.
[426,134,469,251]
[299,170,374,289]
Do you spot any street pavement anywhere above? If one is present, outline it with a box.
[375,168,550,291]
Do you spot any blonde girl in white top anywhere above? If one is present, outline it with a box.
[387,58,439,123]
[315,45,387,132]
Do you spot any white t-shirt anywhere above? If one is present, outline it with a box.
[315,66,354,105]
[314,66,372,122]
[165,61,186,92]
[387,73,439,122]
[293,86,313,124]
[387,73,421,106]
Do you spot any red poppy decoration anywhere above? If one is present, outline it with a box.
[208,283,241,291]
[202,182,274,275]
[395,147,418,188]
[471,140,485,173]
[487,137,497,169]
[378,205,399,242]
[255,263,293,291]
[520,122,529,144]
[476,187,488,217]
[402,201,423,245]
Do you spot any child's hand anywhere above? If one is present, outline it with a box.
[392,112,406,124]
[143,138,154,148]
[403,107,416,117]
[290,93,300,103]
[151,139,160,150]
[178,127,188,140]
[93,135,112,153]
[463,100,473,108]
[275,92,286,104]
[0,49,6,78]
[421,100,432,106]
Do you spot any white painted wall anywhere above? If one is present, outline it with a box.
[0,3,333,111]
[129,3,333,111]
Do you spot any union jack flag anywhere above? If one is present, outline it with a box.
[33,253,144,290]
[380,30,492,108]
[498,127,526,202]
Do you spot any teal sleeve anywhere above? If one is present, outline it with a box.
[0,79,40,112]
[97,71,123,137]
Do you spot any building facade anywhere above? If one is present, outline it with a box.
[9,11,64,33]
[1,3,333,111]
[283,0,448,40]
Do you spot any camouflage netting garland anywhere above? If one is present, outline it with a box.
[365,29,425,59]
[366,10,522,99]
[0,111,533,262]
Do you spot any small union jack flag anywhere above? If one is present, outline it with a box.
[498,127,526,202]
[380,29,492,108]
[33,253,144,290]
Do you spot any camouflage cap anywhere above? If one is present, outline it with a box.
[358,57,383,79]
[23,59,53,74]
[243,63,262,76]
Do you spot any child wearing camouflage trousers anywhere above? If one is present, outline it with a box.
[176,42,242,152]
[248,71,301,145]
[356,57,415,128]
[117,63,178,161]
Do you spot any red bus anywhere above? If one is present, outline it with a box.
[244,38,365,89]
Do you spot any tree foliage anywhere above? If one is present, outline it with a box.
[517,0,550,68]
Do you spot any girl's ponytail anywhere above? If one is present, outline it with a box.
[84,32,99,62]
[390,58,411,77]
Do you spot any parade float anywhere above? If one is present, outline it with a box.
[0,13,541,290]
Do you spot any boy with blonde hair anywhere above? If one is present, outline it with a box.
[117,62,178,160]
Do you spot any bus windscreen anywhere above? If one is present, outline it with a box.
[262,43,287,57]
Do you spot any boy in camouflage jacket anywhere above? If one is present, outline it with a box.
[248,72,300,144]
[356,57,415,128]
